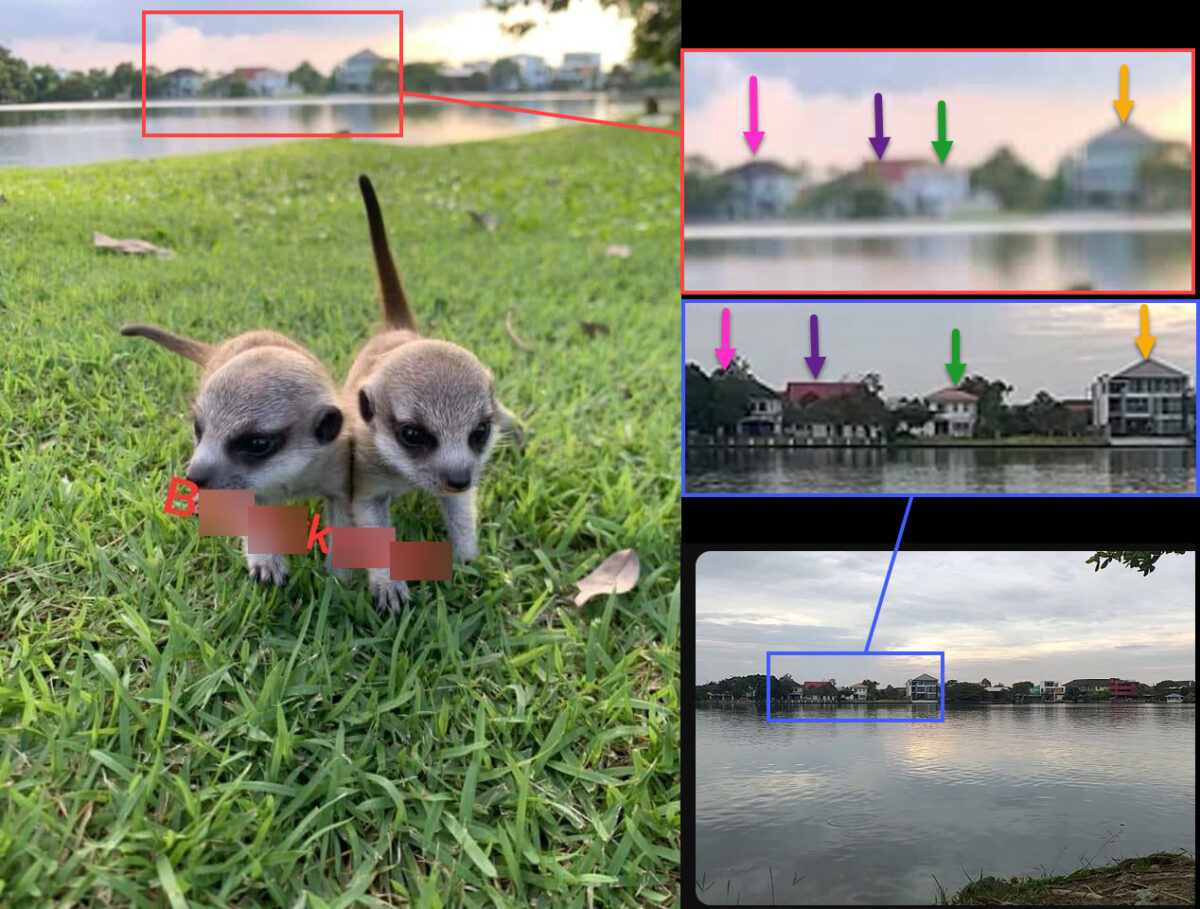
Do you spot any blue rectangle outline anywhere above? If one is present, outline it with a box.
[680,300,1200,497]
[766,650,946,723]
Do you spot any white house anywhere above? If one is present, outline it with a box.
[1091,357,1192,439]
[721,160,803,219]
[232,68,289,97]
[1064,123,1160,208]
[1165,692,1183,703]
[164,68,204,98]
[900,388,978,438]
[736,380,782,436]
[850,682,869,701]
[906,674,939,702]
[869,159,997,217]
[334,49,396,92]
[555,52,603,89]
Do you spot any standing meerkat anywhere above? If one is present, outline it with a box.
[120,324,351,586]
[346,174,523,615]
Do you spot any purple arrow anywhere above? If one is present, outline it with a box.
[868,92,890,159]
[804,314,825,378]
[715,307,737,370]
[743,76,764,154]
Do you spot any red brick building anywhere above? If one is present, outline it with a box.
[1109,677,1139,698]
[784,382,862,404]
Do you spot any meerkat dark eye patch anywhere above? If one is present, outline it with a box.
[194,419,203,441]
[396,422,436,452]
[358,389,375,423]
[228,432,284,462]
[314,406,343,444]
[468,420,491,452]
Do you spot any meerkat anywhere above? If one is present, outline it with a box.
[346,174,523,615]
[119,324,351,586]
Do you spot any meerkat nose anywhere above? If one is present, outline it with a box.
[186,470,213,489]
[442,470,471,492]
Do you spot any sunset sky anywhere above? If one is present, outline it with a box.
[697,550,1196,687]
[685,51,1192,176]
[1,0,637,75]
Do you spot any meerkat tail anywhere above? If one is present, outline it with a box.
[119,323,212,364]
[358,174,417,333]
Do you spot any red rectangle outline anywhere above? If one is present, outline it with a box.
[142,9,403,138]
[679,48,1196,298]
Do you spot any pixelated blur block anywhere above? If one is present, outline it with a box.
[331,526,396,569]
[247,505,308,554]
[197,489,254,536]
[389,541,453,581]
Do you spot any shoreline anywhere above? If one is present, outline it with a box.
[687,439,1195,450]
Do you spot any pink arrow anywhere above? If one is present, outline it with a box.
[715,307,736,370]
[743,76,764,154]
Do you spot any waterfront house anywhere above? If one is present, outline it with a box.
[1109,678,1139,699]
[864,158,999,217]
[802,680,837,703]
[164,67,204,98]
[906,673,939,702]
[721,161,804,219]
[851,682,869,701]
[1038,681,1066,702]
[232,67,289,97]
[1063,123,1163,208]
[901,388,978,438]
[1090,358,1192,439]
[1166,692,1183,703]
[782,380,885,445]
[492,54,551,91]
[555,52,604,90]
[736,379,783,436]
[1064,678,1110,696]
[334,49,397,91]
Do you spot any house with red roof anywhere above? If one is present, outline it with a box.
[231,67,289,96]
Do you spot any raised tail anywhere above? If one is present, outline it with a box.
[358,174,417,332]
[119,323,212,365]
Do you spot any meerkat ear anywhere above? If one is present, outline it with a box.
[315,405,343,444]
[358,388,375,423]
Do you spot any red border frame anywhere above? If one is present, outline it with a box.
[142,9,404,138]
[680,48,1197,297]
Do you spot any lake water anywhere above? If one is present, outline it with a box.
[685,446,1197,494]
[695,704,1196,905]
[683,216,1192,292]
[0,93,675,168]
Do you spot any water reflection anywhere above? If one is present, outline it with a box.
[685,445,1196,493]
[0,94,675,168]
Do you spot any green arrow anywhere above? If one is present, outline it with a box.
[931,100,953,163]
[945,328,965,385]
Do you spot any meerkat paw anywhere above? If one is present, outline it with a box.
[371,579,410,617]
[247,553,289,586]
[454,538,479,564]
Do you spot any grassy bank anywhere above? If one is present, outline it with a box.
[937,852,1195,905]
[0,125,679,905]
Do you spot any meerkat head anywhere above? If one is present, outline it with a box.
[186,348,343,494]
[355,339,500,496]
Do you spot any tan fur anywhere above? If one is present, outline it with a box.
[345,175,524,616]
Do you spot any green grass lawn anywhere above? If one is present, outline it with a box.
[0,124,680,906]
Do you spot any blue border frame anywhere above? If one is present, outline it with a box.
[766,651,946,722]
[681,299,1200,497]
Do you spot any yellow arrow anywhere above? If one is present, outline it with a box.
[1113,64,1134,123]
[1135,303,1156,359]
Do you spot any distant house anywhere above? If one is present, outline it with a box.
[1090,357,1192,439]
[862,158,998,217]
[736,379,783,436]
[1165,692,1183,703]
[1109,678,1139,698]
[721,161,803,219]
[164,68,203,98]
[1063,123,1163,208]
[851,682,869,701]
[334,49,396,92]
[900,388,977,438]
[802,679,837,702]
[1064,678,1110,696]
[906,674,939,702]
[555,52,603,90]
[783,380,885,444]
[784,381,862,405]
[232,67,289,96]
[1039,680,1066,702]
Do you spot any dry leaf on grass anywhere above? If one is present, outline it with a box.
[93,232,175,259]
[580,321,610,338]
[605,244,631,259]
[469,210,499,232]
[505,309,533,353]
[573,549,640,605]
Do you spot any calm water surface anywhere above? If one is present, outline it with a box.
[686,446,1197,494]
[0,93,675,167]
[684,218,1192,292]
[696,704,1196,905]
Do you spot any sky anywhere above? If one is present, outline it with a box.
[1,0,636,74]
[696,550,1197,687]
[684,51,1193,176]
[684,300,1197,401]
